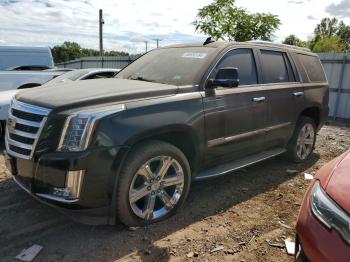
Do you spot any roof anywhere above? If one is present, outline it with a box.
[162,40,314,55]
[0,46,51,52]
[76,68,120,73]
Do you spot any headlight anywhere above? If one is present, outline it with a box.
[311,181,350,244]
[58,104,125,152]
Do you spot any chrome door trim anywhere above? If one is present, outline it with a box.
[208,122,291,148]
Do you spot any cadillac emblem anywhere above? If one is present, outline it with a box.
[7,118,16,130]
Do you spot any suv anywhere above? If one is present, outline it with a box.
[4,41,329,226]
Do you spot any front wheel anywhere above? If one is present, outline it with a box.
[286,116,317,162]
[115,140,191,227]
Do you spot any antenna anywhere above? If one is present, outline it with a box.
[203,37,215,45]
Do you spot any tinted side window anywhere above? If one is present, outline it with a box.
[284,54,296,82]
[297,54,326,82]
[212,49,257,85]
[260,50,293,83]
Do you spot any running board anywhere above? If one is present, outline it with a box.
[194,148,286,181]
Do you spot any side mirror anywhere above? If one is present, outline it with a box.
[206,67,240,89]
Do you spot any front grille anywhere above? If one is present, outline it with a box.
[5,99,51,159]
[9,145,32,156]
[12,108,44,122]
[16,123,39,134]
[9,133,35,144]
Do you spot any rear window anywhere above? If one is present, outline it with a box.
[260,50,295,84]
[297,54,326,82]
[0,50,53,69]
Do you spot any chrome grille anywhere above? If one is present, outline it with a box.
[5,99,51,159]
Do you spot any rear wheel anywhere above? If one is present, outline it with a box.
[287,116,316,162]
[115,140,191,227]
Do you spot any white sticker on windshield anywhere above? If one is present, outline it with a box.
[181,52,207,59]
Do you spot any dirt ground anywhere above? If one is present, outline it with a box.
[1,122,350,262]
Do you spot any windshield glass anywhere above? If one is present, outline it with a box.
[44,70,89,85]
[116,47,216,86]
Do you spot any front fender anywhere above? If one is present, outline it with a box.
[91,92,205,149]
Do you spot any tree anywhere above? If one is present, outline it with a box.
[51,42,129,63]
[310,17,350,51]
[315,17,339,38]
[193,0,280,41]
[51,42,82,63]
[312,36,346,53]
[283,35,307,47]
[337,21,350,49]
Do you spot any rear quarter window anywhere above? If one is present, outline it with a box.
[296,54,326,82]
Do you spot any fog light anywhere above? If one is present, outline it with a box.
[53,170,85,200]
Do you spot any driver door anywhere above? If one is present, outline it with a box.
[202,48,268,167]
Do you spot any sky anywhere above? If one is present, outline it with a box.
[0,0,349,54]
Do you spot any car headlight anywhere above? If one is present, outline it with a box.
[58,104,125,152]
[311,181,350,244]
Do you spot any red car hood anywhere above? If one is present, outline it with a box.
[317,149,350,214]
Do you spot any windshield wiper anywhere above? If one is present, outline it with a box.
[128,75,155,82]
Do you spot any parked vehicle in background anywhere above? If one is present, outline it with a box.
[6,65,53,71]
[0,46,64,92]
[0,68,119,138]
[296,149,350,261]
[4,40,328,226]
[0,46,54,70]
[42,68,120,87]
[0,70,64,92]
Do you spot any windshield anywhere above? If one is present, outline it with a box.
[44,70,89,85]
[116,47,216,86]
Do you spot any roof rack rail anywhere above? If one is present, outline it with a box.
[248,40,311,52]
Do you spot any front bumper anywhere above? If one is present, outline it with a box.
[296,181,350,261]
[5,145,128,225]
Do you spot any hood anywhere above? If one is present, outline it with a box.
[15,78,179,110]
[319,150,350,213]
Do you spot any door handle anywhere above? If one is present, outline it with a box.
[293,92,304,97]
[252,97,266,102]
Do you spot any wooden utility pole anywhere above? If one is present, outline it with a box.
[153,39,162,48]
[99,9,104,57]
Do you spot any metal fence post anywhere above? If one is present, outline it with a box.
[333,52,347,120]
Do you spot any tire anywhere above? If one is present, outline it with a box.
[115,140,191,227]
[286,116,317,163]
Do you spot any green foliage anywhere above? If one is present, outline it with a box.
[312,36,346,53]
[51,42,129,63]
[337,21,350,49]
[310,17,350,52]
[193,0,280,41]
[283,35,307,47]
[315,17,339,38]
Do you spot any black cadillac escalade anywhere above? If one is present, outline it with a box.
[4,40,329,226]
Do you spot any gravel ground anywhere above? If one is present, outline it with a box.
[0,122,350,262]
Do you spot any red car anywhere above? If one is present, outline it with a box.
[296,150,350,261]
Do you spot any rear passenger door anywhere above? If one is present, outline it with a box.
[257,49,304,149]
[202,48,268,167]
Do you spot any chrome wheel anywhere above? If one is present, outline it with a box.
[296,123,315,160]
[128,156,185,221]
